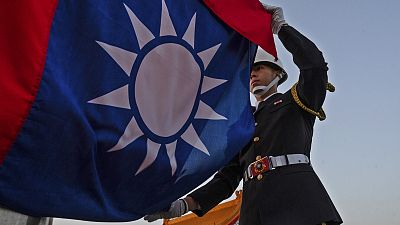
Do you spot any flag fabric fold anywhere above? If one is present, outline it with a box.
[0,0,59,163]
[203,0,277,58]
[0,0,274,221]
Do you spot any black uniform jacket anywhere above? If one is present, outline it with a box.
[188,26,342,225]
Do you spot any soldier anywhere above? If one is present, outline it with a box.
[145,4,342,225]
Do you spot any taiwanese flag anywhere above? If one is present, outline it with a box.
[0,0,275,221]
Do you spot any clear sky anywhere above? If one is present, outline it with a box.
[55,0,400,224]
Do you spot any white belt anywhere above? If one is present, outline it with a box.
[271,154,310,167]
[243,154,310,182]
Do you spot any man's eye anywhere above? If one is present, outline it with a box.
[252,65,261,71]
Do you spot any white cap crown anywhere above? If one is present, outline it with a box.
[254,48,285,71]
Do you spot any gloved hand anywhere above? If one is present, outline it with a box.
[144,199,188,222]
[260,3,288,34]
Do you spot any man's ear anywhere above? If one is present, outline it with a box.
[273,70,280,78]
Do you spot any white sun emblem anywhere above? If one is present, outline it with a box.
[88,1,227,176]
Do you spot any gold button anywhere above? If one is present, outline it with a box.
[253,137,260,142]
[257,174,263,180]
[256,155,262,161]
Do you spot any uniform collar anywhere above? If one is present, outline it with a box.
[255,92,279,111]
[254,92,282,115]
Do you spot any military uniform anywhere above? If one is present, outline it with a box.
[188,25,342,225]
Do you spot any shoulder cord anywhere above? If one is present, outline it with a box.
[290,82,335,121]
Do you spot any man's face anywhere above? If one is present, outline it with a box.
[250,64,278,92]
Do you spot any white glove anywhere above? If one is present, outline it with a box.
[144,199,188,222]
[261,3,288,34]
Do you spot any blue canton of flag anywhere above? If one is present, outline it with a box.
[0,0,256,221]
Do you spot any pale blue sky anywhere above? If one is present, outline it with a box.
[55,0,400,224]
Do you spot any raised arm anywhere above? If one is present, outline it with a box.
[279,25,328,112]
[263,4,329,115]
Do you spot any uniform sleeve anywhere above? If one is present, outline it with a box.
[187,154,242,216]
[278,25,328,111]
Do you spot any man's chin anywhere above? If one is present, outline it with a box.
[251,84,262,91]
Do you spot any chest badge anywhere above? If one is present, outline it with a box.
[274,99,283,105]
